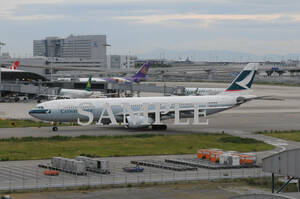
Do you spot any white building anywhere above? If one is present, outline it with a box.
[33,35,107,67]
[107,55,137,69]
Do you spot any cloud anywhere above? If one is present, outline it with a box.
[115,13,300,25]
[0,0,65,21]
[1,0,300,57]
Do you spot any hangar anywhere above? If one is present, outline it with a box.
[263,148,300,194]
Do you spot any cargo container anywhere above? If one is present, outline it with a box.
[210,151,224,163]
[220,153,231,165]
[238,153,257,165]
[50,157,86,174]
[73,160,85,174]
[203,149,219,160]
[99,160,109,170]
[75,156,110,172]
[51,157,60,168]
[228,155,240,166]
[197,149,207,159]
[76,156,98,169]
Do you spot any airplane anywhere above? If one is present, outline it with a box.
[57,75,94,99]
[74,63,150,83]
[101,62,150,83]
[184,63,258,96]
[29,63,260,131]
[9,61,20,70]
[0,61,21,72]
[45,75,94,100]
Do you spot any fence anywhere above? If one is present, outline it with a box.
[0,160,270,191]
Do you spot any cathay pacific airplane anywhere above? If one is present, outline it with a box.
[184,63,258,96]
[29,63,258,131]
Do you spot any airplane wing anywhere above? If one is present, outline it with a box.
[236,95,284,105]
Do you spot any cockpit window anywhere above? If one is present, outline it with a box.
[37,106,44,109]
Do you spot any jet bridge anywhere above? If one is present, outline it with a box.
[0,82,59,96]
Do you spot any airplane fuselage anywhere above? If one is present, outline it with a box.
[184,88,225,96]
[29,95,239,124]
[59,89,93,99]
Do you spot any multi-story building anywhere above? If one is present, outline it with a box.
[107,55,137,69]
[33,35,107,67]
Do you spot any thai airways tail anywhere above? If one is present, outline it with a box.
[85,75,92,91]
[10,61,20,70]
[131,63,150,80]
[224,63,259,92]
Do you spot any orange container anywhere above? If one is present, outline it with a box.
[205,150,212,159]
[197,149,210,159]
[197,149,205,159]
[205,149,221,160]
[243,155,255,165]
[238,154,256,165]
[210,151,224,163]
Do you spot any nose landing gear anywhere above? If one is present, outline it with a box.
[51,122,58,132]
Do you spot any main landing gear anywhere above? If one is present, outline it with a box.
[152,125,167,130]
[52,122,58,132]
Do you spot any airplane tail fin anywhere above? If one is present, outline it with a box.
[10,61,20,70]
[132,63,150,79]
[85,75,92,91]
[224,63,258,93]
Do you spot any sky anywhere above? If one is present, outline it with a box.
[1,0,300,57]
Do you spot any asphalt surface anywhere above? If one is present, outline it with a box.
[0,155,267,192]
[10,184,238,199]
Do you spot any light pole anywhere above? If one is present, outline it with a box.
[0,42,5,56]
[0,61,1,100]
[0,42,4,100]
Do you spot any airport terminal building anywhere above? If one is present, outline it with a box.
[33,35,107,66]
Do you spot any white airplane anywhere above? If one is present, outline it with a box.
[29,63,259,131]
[52,76,94,99]
[184,63,258,96]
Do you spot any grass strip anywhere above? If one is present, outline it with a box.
[0,119,74,128]
[257,130,300,142]
[0,134,274,161]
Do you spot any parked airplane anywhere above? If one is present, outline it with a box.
[49,75,94,99]
[184,63,258,96]
[29,64,259,131]
[75,63,149,83]
[0,61,20,72]
[9,61,20,70]
[97,63,150,83]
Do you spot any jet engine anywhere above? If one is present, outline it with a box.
[126,116,154,128]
